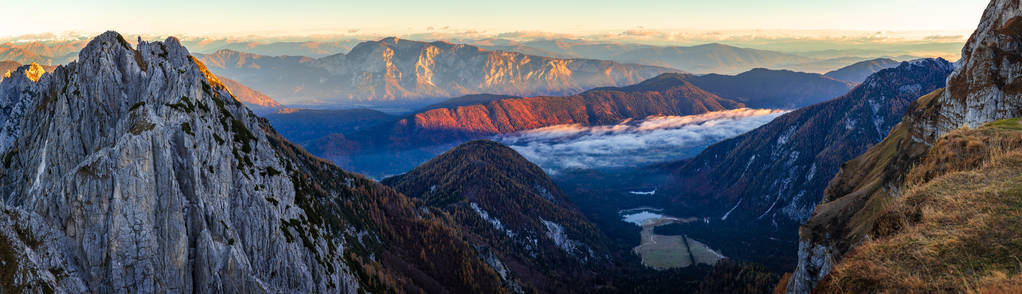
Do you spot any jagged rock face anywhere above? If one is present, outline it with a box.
[196,38,677,104]
[0,31,518,294]
[0,31,359,292]
[665,58,953,226]
[921,0,1022,137]
[788,1,1022,292]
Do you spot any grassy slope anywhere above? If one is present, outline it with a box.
[817,118,1022,292]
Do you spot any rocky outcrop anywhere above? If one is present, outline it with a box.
[788,0,1022,292]
[196,38,678,104]
[0,31,510,293]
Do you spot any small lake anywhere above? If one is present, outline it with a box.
[620,209,725,269]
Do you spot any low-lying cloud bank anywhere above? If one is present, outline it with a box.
[496,108,787,173]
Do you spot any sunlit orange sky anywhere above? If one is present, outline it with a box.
[1,0,988,41]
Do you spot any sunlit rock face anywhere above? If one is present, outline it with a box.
[0,31,358,293]
[788,0,1022,292]
[920,0,1022,137]
[196,37,677,104]
[312,37,677,101]
[24,63,45,82]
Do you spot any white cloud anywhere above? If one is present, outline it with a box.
[496,109,786,173]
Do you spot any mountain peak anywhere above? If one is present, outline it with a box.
[384,139,563,205]
[382,140,611,291]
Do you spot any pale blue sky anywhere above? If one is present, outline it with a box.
[1,0,989,38]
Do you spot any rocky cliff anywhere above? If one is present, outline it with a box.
[196,38,678,104]
[787,0,1022,292]
[0,32,512,293]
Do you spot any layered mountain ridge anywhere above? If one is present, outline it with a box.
[307,73,746,177]
[665,58,954,227]
[823,58,900,83]
[684,68,855,109]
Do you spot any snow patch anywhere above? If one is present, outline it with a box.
[758,196,780,219]
[533,184,554,201]
[30,139,47,193]
[806,163,817,182]
[540,219,580,253]
[629,189,656,196]
[721,199,743,221]
[776,125,797,146]
[471,202,515,238]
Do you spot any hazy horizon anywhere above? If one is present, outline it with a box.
[2,0,986,50]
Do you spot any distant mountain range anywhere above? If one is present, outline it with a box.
[194,38,677,105]
[216,76,286,115]
[178,39,362,57]
[261,67,868,177]
[1,36,925,108]
[484,41,813,75]
[471,39,917,75]
[823,58,901,83]
[685,68,855,109]
[302,73,745,177]
[0,39,86,65]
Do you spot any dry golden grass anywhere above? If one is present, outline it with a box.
[817,119,1022,293]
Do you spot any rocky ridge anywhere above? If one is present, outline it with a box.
[787,0,1022,292]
